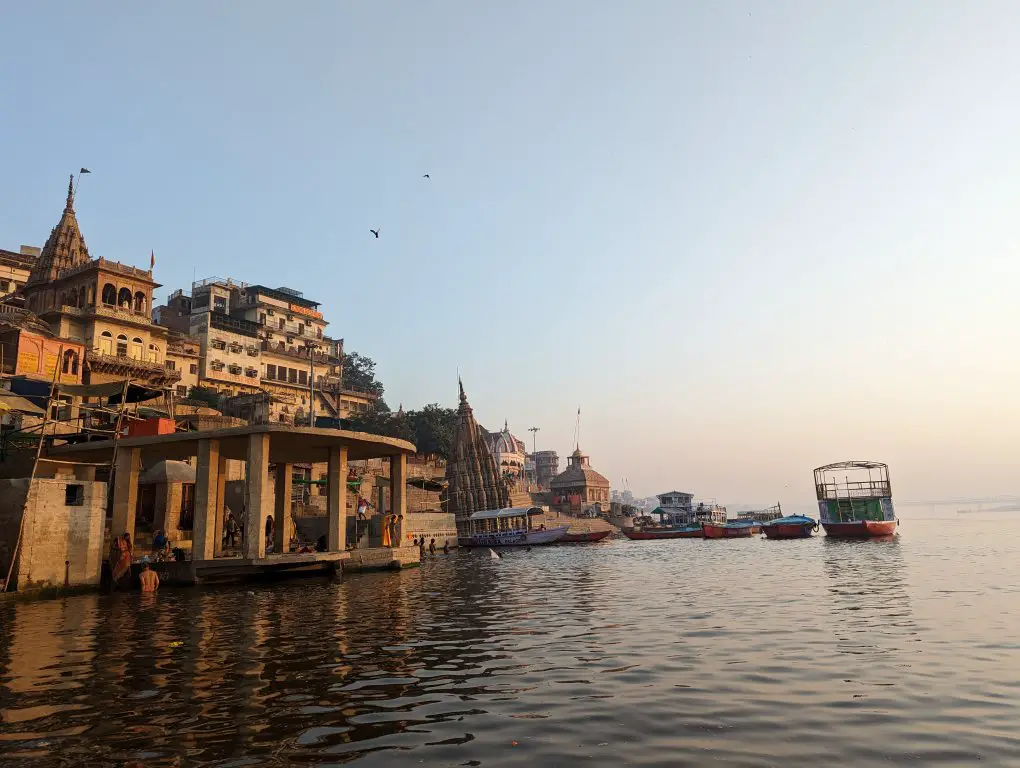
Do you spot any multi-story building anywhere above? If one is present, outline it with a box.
[12,176,179,391]
[532,450,560,490]
[0,247,38,300]
[155,277,378,423]
[164,332,201,399]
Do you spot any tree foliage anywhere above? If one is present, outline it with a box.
[185,386,222,409]
[346,403,459,459]
[342,352,385,397]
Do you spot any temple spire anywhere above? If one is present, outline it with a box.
[65,173,74,212]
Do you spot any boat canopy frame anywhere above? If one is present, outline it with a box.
[813,461,891,501]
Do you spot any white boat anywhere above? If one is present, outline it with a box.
[457,507,569,548]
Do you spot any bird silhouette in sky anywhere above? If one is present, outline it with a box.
[370,229,380,239]
[422,173,430,179]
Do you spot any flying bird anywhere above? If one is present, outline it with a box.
[422,173,430,179]
[370,229,380,239]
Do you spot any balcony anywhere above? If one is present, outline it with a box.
[86,349,182,383]
[260,340,335,364]
[209,311,260,338]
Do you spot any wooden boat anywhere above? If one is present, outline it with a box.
[762,515,818,539]
[622,524,703,540]
[814,461,899,539]
[561,529,612,543]
[456,507,569,548]
[702,520,761,538]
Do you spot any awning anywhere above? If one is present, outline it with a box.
[468,506,544,521]
[0,391,46,415]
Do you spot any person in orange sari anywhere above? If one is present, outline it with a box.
[111,533,133,586]
[381,514,392,547]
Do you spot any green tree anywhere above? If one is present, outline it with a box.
[185,386,221,409]
[406,404,457,459]
[342,352,385,397]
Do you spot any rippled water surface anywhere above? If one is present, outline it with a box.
[4,517,1020,766]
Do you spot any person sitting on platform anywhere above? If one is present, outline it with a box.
[152,529,167,555]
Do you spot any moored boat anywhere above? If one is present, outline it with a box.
[702,520,761,538]
[561,529,612,543]
[762,515,818,539]
[457,507,569,548]
[814,461,899,539]
[622,524,703,540]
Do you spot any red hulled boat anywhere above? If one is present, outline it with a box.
[701,521,761,538]
[814,461,899,539]
[561,529,612,543]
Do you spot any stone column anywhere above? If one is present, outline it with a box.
[274,463,293,554]
[390,453,407,547]
[326,446,348,552]
[111,447,140,544]
[213,454,227,557]
[192,439,220,562]
[243,433,271,560]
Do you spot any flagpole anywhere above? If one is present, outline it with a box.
[72,167,90,202]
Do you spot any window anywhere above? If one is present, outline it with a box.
[189,363,198,375]
[65,484,85,506]
[61,350,79,376]
[118,287,132,308]
[299,370,307,385]
[176,385,188,397]
[131,337,144,360]
[288,368,297,384]
[267,308,274,316]
[166,359,176,370]
[278,318,285,329]
[148,344,159,363]
[134,291,146,313]
[213,296,227,313]
[266,364,276,380]
[116,334,128,357]
[101,283,116,305]
[98,331,113,354]
[260,313,266,325]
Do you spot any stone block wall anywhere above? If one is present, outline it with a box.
[0,478,107,589]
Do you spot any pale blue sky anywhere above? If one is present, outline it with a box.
[2,2,1019,507]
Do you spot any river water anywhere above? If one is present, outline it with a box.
[2,516,1020,766]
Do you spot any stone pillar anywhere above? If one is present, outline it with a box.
[390,453,407,547]
[274,463,293,554]
[243,433,271,560]
[111,447,140,544]
[213,454,227,557]
[192,439,220,562]
[326,446,348,552]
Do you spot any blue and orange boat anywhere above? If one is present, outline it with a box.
[702,519,762,538]
[762,515,818,539]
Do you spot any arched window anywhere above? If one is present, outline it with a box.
[134,292,146,313]
[116,334,128,357]
[147,344,159,363]
[130,337,143,360]
[98,331,113,354]
[77,286,86,308]
[61,349,79,376]
[101,284,116,305]
[118,288,132,308]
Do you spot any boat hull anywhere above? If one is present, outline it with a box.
[622,526,703,540]
[561,530,612,543]
[702,522,761,538]
[763,522,815,539]
[458,525,569,548]
[822,520,898,538]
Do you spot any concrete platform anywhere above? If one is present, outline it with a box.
[142,551,348,586]
[343,545,420,573]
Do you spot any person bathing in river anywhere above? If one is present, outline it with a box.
[139,562,159,592]
[418,537,426,559]
[442,539,449,555]
[429,538,436,556]
[111,533,133,587]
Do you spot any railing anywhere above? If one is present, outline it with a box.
[815,481,891,501]
[260,340,333,363]
[93,303,151,322]
[209,311,260,337]
[86,350,183,380]
[57,257,152,281]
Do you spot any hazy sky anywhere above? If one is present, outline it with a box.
[2,2,1018,508]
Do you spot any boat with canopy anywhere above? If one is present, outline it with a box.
[814,461,898,538]
[457,507,568,548]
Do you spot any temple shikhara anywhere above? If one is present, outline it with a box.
[443,380,510,536]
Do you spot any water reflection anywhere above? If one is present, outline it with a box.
[2,533,1020,766]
